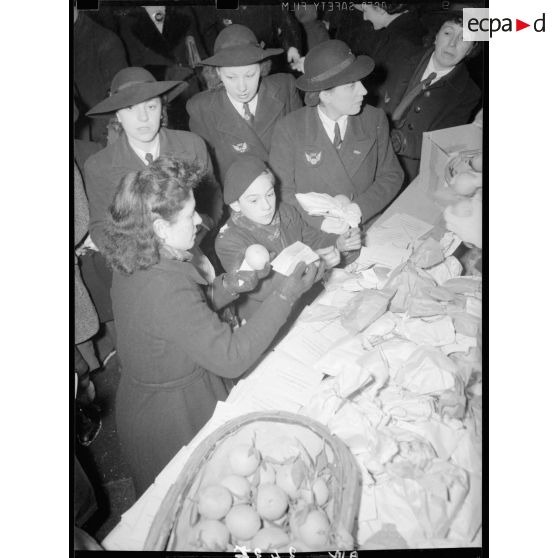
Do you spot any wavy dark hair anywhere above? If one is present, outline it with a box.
[104,156,205,275]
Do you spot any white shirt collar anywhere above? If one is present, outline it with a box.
[317,106,348,144]
[226,92,259,119]
[129,134,161,166]
[421,53,454,85]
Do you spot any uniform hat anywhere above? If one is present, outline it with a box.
[86,67,187,116]
[201,24,283,67]
[295,40,375,92]
[224,155,269,204]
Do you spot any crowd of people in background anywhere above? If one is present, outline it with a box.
[73,2,483,548]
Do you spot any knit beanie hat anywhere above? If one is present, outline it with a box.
[224,155,269,204]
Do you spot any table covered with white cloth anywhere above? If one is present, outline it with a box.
[103,170,482,551]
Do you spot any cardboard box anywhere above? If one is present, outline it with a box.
[419,123,483,193]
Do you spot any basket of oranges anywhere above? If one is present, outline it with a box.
[144,411,361,552]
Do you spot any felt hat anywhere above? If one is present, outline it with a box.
[295,40,375,92]
[201,24,283,67]
[224,155,269,204]
[86,67,187,116]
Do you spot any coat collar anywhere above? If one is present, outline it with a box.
[110,128,176,170]
[409,47,471,94]
[210,76,287,152]
[126,7,174,61]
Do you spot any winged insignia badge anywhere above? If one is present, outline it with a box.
[305,151,322,165]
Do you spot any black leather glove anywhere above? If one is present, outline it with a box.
[273,261,319,305]
[222,263,272,296]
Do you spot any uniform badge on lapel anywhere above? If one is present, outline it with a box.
[232,142,248,153]
[304,151,322,166]
[384,91,391,104]
[223,19,233,26]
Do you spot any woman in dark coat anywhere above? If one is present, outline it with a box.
[104,156,320,496]
[379,13,482,183]
[84,67,223,254]
[269,40,404,233]
[186,24,303,184]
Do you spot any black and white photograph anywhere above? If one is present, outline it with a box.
[70,0,489,553]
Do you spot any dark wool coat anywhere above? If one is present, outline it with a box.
[269,105,404,231]
[192,4,303,57]
[111,257,292,495]
[114,5,207,78]
[360,10,427,107]
[215,204,336,320]
[83,128,222,252]
[187,74,302,183]
[73,13,128,143]
[379,47,482,181]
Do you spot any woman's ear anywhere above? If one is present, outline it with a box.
[152,217,168,241]
[230,201,241,213]
[318,90,329,105]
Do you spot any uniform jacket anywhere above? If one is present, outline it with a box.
[379,47,481,180]
[111,257,292,494]
[84,128,222,251]
[269,105,404,230]
[187,73,302,183]
[215,204,336,320]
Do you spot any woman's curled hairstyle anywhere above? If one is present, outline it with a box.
[104,156,206,275]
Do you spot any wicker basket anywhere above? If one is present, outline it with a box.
[144,411,361,552]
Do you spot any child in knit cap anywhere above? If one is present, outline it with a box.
[215,154,361,321]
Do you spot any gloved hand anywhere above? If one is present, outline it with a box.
[390,129,405,154]
[273,260,320,305]
[222,263,271,296]
[336,227,362,252]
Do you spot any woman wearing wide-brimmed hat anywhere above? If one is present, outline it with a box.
[186,24,303,183]
[269,40,404,232]
[84,67,223,256]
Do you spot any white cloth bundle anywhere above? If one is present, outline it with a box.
[295,192,362,234]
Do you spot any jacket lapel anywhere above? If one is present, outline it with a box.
[339,115,375,178]
[111,134,145,171]
[213,90,269,157]
[303,109,355,199]
[253,78,285,138]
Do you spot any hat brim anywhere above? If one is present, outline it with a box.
[86,80,187,116]
[201,44,283,67]
[295,55,375,92]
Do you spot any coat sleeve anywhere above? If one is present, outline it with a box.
[74,163,90,246]
[190,131,224,227]
[286,205,337,250]
[215,226,276,305]
[157,277,292,378]
[397,85,481,160]
[354,110,404,224]
[83,156,113,251]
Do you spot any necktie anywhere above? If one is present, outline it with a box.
[333,122,342,150]
[242,102,254,126]
[145,153,154,165]
[392,72,437,123]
